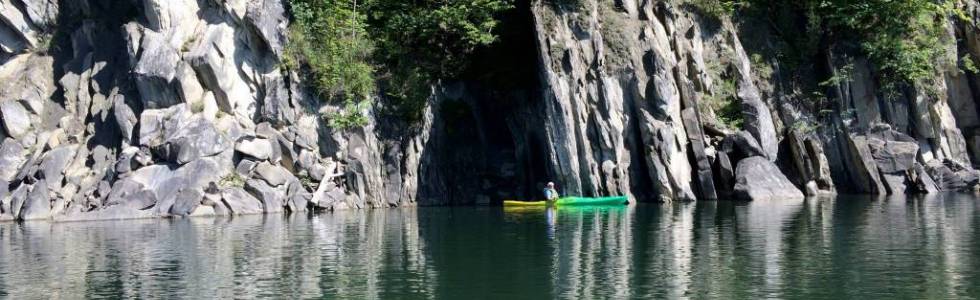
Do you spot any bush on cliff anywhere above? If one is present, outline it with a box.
[690,0,968,91]
[287,0,513,128]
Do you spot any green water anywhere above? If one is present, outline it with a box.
[1,193,979,299]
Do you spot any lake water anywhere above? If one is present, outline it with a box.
[1,193,979,299]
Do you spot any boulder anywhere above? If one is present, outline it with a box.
[235,138,276,161]
[186,24,254,118]
[722,131,767,160]
[867,137,918,173]
[312,184,348,211]
[924,159,980,191]
[909,163,940,193]
[733,156,804,201]
[20,180,50,220]
[297,149,326,181]
[39,145,77,192]
[125,190,158,211]
[113,96,138,144]
[253,162,296,187]
[236,159,257,176]
[139,105,191,147]
[203,192,230,216]
[104,179,149,207]
[18,0,58,29]
[169,189,202,216]
[257,75,293,125]
[0,47,54,107]
[292,117,319,150]
[244,179,285,213]
[731,38,779,160]
[681,108,717,200]
[0,138,26,181]
[804,181,819,197]
[133,31,181,109]
[0,178,8,215]
[221,187,265,215]
[8,183,26,219]
[127,157,227,205]
[245,0,288,56]
[880,173,907,195]
[0,0,40,49]
[713,150,735,196]
[844,134,886,194]
[0,100,31,138]
[115,147,140,174]
[160,116,230,164]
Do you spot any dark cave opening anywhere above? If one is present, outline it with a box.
[438,0,548,203]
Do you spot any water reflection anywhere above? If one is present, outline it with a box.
[0,194,979,298]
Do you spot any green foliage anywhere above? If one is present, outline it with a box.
[367,0,513,121]
[791,120,820,135]
[32,33,54,55]
[819,0,962,84]
[701,51,743,130]
[288,0,375,129]
[288,0,512,125]
[705,77,744,130]
[298,174,318,190]
[327,99,370,129]
[750,53,773,79]
[190,100,204,113]
[686,0,743,18]
[962,55,979,74]
[219,173,245,188]
[546,0,584,11]
[818,63,854,87]
[729,0,965,88]
[599,0,631,71]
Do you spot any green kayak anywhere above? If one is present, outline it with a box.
[503,196,628,207]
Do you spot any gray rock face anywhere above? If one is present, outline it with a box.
[714,151,736,196]
[730,34,779,161]
[133,31,182,109]
[236,138,276,161]
[784,129,834,192]
[245,179,285,213]
[253,162,295,187]
[0,138,25,181]
[113,97,138,144]
[0,101,31,138]
[221,187,265,215]
[139,105,191,147]
[8,183,26,219]
[169,189,202,216]
[161,117,230,164]
[925,159,980,191]
[0,0,43,52]
[20,180,50,220]
[245,0,288,56]
[2,0,980,222]
[734,157,805,201]
[843,135,886,194]
[867,129,919,173]
[0,178,8,216]
[724,131,767,160]
[681,106,717,200]
[39,145,76,192]
[910,163,940,193]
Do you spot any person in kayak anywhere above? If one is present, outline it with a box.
[543,182,559,201]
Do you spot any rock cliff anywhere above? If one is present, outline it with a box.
[0,0,978,221]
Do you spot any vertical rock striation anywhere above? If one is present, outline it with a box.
[0,0,979,222]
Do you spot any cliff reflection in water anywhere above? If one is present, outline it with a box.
[1,194,980,298]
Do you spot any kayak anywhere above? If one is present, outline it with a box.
[503,196,628,207]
